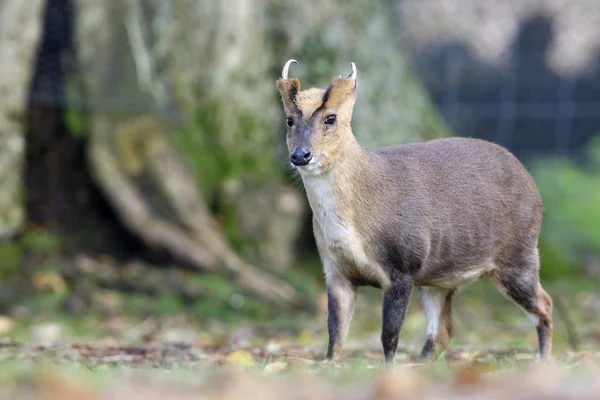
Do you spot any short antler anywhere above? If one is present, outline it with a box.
[348,62,357,80]
[282,59,298,79]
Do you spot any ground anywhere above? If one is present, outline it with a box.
[0,277,599,399]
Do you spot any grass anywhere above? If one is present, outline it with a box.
[0,275,598,399]
[0,350,598,400]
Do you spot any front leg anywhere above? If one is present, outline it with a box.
[381,274,413,365]
[326,275,358,361]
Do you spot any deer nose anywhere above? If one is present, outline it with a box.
[290,147,313,166]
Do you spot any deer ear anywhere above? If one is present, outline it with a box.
[276,78,300,114]
[324,76,357,110]
[324,62,358,111]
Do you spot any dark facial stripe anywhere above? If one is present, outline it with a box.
[286,86,304,120]
[288,86,298,103]
[310,84,333,119]
[321,84,332,105]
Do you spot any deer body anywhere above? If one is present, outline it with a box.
[276,60,553,365]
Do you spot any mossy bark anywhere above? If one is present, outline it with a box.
[74,0,309,308]
[4,0,451,307]
[0,0,45,238]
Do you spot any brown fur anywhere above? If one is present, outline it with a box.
[294,88,326,116]
[435,290,454,349]
[276,62,553,364]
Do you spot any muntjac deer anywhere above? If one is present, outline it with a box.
[276,59,553,365]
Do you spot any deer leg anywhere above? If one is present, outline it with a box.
[493,248,553,359]
[381,274,414,365]
[325,275,358,361]
[418,286,455,361]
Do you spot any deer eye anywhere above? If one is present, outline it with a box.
[286,117,294,127]
[324,114,336,125]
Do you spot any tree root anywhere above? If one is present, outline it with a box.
[87,114,311,310]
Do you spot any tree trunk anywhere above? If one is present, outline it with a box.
[24,0,140,257]
[0,0,45,238]
[5,0,451,311]
[73,0,310,308]
[265,0,450,148]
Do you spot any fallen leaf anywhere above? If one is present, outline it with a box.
[296,330,316,345]
[31,323,64,347]
[467,350,484,362]
[514,353,535,361]
[373,368,422,399]
[263,361,288,375]
[570,350,595,366]
[453,364,486,388]
[36,369,97,400]
[363,351,383,359]
[284,347,311,358]
[593,331,600,345]
[0,316,14,334]
[32,271,66,294]
[224,350,255,368]
[286,356,315,366]
[286,356,315,373]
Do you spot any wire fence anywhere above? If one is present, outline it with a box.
[396,0,600,162]
[27,0,600,163]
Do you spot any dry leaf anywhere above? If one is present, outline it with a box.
[514,353,536,361]
[0,316,14,334]
[36,369,97,400]
[373,368,422,399]
[570,350,595,365]
[363,351,383,359]
[286,357,315,373]
[32,271,66,294]
[224,350,256,368]
[263,361,288,375]
[453,364,486,388]
[286,356,315,366]
[297,330,316,345]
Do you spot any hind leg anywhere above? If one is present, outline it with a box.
[493,249,553,359]
[417,286,455,361]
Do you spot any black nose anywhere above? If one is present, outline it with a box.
[290,147,313,166]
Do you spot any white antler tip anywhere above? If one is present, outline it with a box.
[349,62,357,80]
[282,59,298,79]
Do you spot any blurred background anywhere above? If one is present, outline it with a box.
[0,0,599,360]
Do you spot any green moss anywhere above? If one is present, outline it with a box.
[190,274,234,300]
[64,109,87,138]
[531,137,600,279]
[155,295,185,316]
[538,236,581,280]
[20,228,62,254]
[175,97,279,199]
[0,242,21,279]
[122,293,155,316]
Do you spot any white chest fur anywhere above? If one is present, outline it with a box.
[304,173,351,249]
[301,171,389,288]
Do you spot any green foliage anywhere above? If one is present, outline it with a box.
[155,295,185,316]
[20,228,62,254]
[191,274,235,299]
[0,242,21,280]
[122,293,155,316]
[175,97,279,199]
[0,228,63,280]
[64,77,88,138]
[189,274,274,321]
[531,136,600,279]
[64,109,87,138]
[537,237,577,280]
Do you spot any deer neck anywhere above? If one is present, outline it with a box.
[300,138,372,229]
